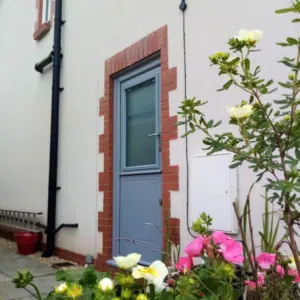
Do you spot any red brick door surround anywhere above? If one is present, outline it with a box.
[96,25,180,270]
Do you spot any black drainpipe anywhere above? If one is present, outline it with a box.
[35,0,78,258]
[42,0,64,257]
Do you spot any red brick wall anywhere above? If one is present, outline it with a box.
[95,25,180,271]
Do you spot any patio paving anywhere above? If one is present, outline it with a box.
[0,247,56,299]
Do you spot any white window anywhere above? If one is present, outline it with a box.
[42,0,51,24]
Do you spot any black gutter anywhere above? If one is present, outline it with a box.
[42,0,64,257]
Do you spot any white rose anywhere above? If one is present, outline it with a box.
[113,253,141,270]
[227,104,253,119]
[238,29,263,43]
[98,278,114,292]
[132,260,168,291]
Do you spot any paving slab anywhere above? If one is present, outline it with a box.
[25,275,56,297]
[0,281,33,300]
[0,247,57,299]
[15,297,38,300]
[0,257,56,278]
[0,272,10,283]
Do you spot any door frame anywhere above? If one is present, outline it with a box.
[112,56,161,259]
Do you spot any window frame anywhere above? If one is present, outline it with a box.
[33,0,52,41]
[119,68,161,173]
[42,0,51,24]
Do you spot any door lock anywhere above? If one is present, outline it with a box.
[159,198,162,206]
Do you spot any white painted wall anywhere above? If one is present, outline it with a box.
[0,0,297,258]
[178,0,299,252]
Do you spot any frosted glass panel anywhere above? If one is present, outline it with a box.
[126,80,156,167]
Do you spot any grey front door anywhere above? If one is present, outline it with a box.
[113,59,162,263]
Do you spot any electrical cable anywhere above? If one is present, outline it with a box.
[180,1,197,238]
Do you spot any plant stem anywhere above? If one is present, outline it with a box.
[287,209,300,274]
[28,283,43,300]
[283,45,300,154]
[233,202,255,274]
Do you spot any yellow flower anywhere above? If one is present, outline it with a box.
[132,261,168,291]
[55,282,68,294]
[114,253,141,270]
[67,283,83,298]
[227,104,253,119]
[238,29,263,43]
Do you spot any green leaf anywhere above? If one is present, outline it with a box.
[277,42,291,47]
[213,120,222,127]
[229,162,242,169]
[207,120,214,128]
[79,266,98,286]
[55,270,75,282]
[189,122,195,131]
[244,58,250,70]
[292,18,300,22]
[279,82,293,89]
[287,37,298,45]
[295,148,300,160]
[217,79,233,91]
[261,87,268,94]
[270,219,280,249]
[275,7,298,14]
[177,121,186,126]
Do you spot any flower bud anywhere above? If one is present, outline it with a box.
[98,278,114,293]
[136,293,148,300]
[55,282,68,294]
[289,74,295,81]
[121,288,132,299]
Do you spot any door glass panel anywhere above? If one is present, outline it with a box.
[126,79,156,167]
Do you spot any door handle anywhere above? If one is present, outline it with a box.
[148,132,161,152]
[159,198,162,206]
[148,132,160,137]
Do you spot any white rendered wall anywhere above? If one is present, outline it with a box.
[0,0,297,257]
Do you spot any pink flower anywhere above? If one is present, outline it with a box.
[244,280,256,289]
[276,265,285,277]
[288,269,300,283]
[256,253,276,269]
[211,231,229,244]
[209,231,244,264]
[257,272,265,286]
[245,272,265,289]
[184,236,204,257]
[220,239,244,264]
[175,256,193,273]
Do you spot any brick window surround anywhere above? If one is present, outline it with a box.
[96,25,180,271]
[33,0,53,41]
